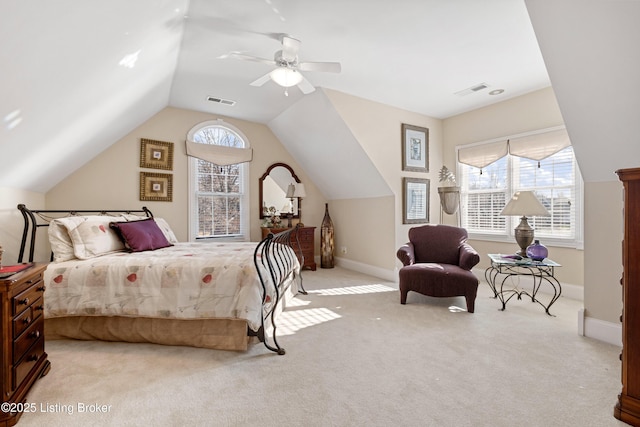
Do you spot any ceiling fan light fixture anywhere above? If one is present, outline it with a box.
[270,67,303,87]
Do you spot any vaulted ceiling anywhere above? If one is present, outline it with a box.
[3,1,637,194]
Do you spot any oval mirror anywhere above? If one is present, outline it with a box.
[259,163,301,219]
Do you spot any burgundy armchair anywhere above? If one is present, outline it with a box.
[397,224,480,313]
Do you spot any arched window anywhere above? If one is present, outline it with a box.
[187,120,250,241]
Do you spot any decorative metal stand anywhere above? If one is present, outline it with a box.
[484,254,562,316]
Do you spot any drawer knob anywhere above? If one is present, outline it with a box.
[35,305,44,311]
[27,354,38,362]
[19,297,30,306]
[22,316,31,325]
[38,285,46,292]
[30,330,40,339]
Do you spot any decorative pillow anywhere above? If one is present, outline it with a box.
[48,220,76,262]
[120,215,178,243]
[55,216,128,260]
[109,218,172,252]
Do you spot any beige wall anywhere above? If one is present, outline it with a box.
[584,181,623,323]
[45,107,326,252]
[324,90,443,271]
[442,87,584,288]
[0,187,46,263]
[328,196,395,270]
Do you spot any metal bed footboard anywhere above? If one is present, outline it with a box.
[253,224,306,355]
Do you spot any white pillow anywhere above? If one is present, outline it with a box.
[48,220,76,262]
[153,218,179,243]
[54,216,128,259]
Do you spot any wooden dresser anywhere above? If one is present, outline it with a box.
[615,167,640,426]
[261,226,316,271]
[1,263,50,427]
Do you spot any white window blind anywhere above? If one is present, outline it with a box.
[457,127,582,246]
[508,128,571,162]
[458,140,508,170]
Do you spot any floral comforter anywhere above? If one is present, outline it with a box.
[43,241,299,331]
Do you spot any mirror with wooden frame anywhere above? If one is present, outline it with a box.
[259,162,302,219]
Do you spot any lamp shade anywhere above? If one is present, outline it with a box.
[270,68,303,87]
[293,183,306,198]
[500,191,549,216]
[285,183,296,198]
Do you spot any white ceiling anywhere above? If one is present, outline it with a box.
[171,0,550,123]
[1,0,550,192]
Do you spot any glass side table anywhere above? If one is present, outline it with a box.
[484,254,562,316]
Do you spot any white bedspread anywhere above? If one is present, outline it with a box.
[43,241,299,331]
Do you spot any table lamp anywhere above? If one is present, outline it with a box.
[285,183,307,225]
[500,191,550,257]
[293,183,306,225]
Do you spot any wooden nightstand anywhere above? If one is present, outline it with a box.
[1,263,51,427]
[261,226,317,271]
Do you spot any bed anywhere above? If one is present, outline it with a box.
[17,204,304,355]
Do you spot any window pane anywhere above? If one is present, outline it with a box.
[459,142,578,242]
[467,157,508,190]
[192,124,246,239]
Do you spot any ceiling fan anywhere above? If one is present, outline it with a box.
[223,35,341,95]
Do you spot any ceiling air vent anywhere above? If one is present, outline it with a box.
[207,96,236,106]
[454,83,490,96]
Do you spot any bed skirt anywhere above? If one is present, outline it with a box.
[45,316,252,351]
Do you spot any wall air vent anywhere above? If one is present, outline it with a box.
[454,83,490,96]
[207,96,236,106]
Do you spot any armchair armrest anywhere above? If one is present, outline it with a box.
[397,243,415,266]
[458,242,480,271]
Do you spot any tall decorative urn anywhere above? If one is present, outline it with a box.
[321,203,335,268]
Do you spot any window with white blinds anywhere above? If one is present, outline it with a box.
[187,122,250,241]
[458,140,582,246]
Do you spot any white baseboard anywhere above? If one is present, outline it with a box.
[582,314,622,347]
[332,256,397,283]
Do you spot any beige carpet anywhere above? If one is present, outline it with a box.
[19,267,625,427]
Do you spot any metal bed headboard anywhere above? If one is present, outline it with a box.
[17,204,153,263]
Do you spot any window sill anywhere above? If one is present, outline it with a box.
[467,233,583,250]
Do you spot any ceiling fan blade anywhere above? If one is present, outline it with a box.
[298,61,342,73]
[223,52,276,66]
[281,36,301,62]
[297,75,316,94]
[250,72,272,87]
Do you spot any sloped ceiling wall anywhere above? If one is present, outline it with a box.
[268,89,392,200]
[525,0,640,182]
[0,0,188,192]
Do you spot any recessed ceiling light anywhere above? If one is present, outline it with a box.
[489,89,504,95]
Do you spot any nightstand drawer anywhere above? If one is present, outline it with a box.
[296,230,313,242]
[13,296,43,336]
[12,277,45,316]
[13,337,44,390]
[14,317,44,363]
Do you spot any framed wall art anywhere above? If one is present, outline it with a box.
[401,124,429,172]
[140,138,174,170]
[140,172,173,202]
[402,177,430,224]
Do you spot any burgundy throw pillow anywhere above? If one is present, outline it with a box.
[109,218,172,252]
